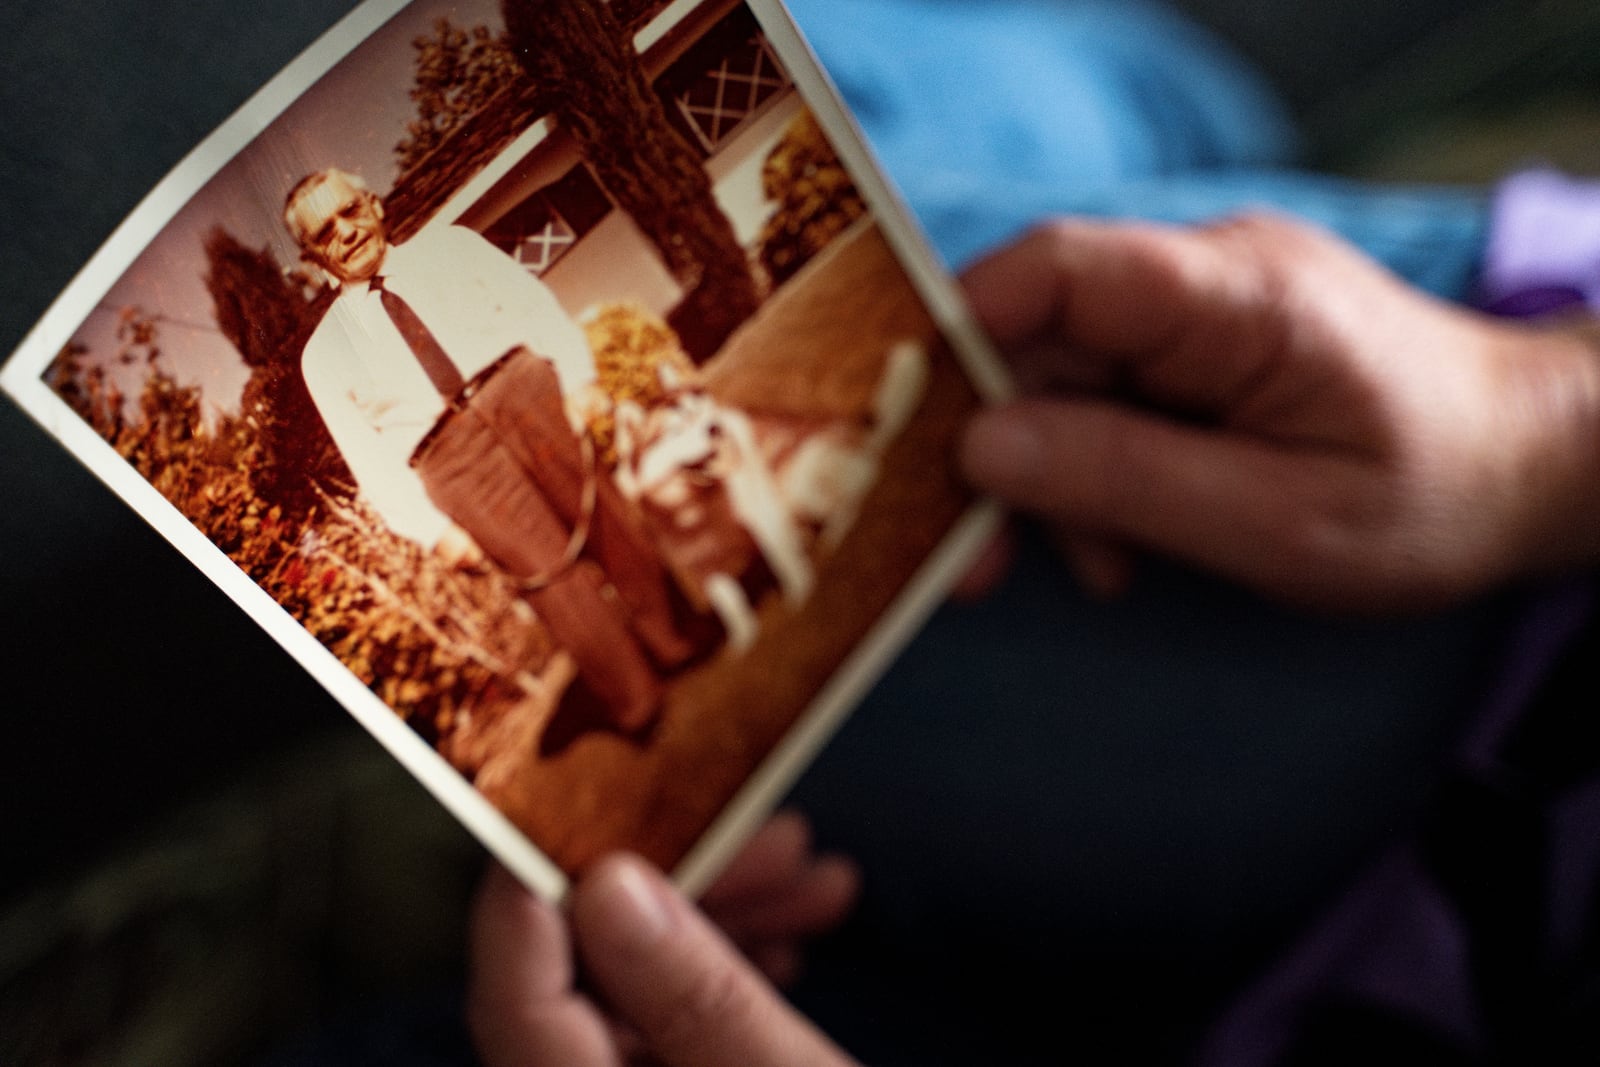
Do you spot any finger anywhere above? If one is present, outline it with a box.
[467,864,621,1067]
[1053,530,1138,601]
[709,854,861,945]
[961,217,1224,351]
[707,812,864,915]
[700,811,813,905]
[748,943,804,989]
[700,814,860,945]
[961,215,1303,415]
[961,399,1362,604]
[952,516,1133,601]
[572,855,854,1067]
[700,812,860,930]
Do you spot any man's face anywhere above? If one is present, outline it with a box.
[289,173,389,284]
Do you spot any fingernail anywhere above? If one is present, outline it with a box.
[962,411,1042,488]
[587,855,675,948]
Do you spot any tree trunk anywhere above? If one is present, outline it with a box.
[501,0,762,360]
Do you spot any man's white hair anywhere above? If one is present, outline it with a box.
[282,167,371,247]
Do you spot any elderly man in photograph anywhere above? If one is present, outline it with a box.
[284,167,708,732]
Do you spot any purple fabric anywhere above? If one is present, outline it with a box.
[1195,582,1593,1066]
[1549,778,1600,960]
[1195,168,1600,1066]
[1477,168,1600,317]
[1454,581,1596,770]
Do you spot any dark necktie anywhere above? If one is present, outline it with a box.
[370,276,465,399]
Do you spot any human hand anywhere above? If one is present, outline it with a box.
[958,214,1600,613]
[695,809,860,987]
[468,814,860,1067]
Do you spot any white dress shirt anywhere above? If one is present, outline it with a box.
[301,224,595,546]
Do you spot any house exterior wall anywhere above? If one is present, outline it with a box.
[706,89,803,246]
[541,207,683,322]
[458,84,802,325]
[411,0,805,328]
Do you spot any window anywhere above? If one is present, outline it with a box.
[660,8,792,155]
[481,164,612,276]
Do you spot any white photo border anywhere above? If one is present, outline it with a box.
[0,0,1011,903]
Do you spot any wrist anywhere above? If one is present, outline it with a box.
[1490,317,1600,584]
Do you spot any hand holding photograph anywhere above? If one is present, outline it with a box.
[1,0,1008,899]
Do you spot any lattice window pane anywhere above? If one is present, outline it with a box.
[483,166,611,277]
[675,33,790,152]
[512,215,577,275]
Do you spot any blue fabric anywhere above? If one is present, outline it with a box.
[788,0,1301,190]
[786,0,1488,295]
[907,170,1489,298]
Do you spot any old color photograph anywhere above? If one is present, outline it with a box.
[9,0,999,895]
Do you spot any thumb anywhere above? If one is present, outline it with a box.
[571,855,854,1067]
[961,398,1342,599]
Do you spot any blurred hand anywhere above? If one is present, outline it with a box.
[958,214,1600,613]
[469,813,860,1067]
[697,810,861,988]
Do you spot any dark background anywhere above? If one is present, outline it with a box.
[0,0,362,901]
[3,1,1599,1064]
